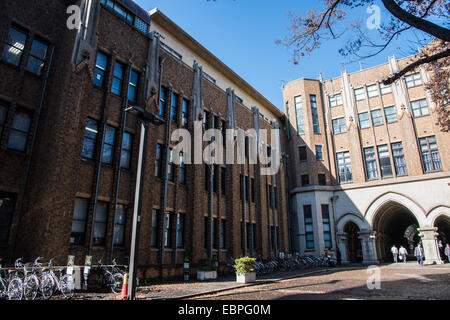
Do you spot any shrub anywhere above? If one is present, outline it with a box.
[233,257,256,275]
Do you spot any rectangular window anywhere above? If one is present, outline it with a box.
[332,117,346,134]
[111,61,124,96]
[301,175,310,186]
[214,165,219,194]
[377,145,393,178]
[384,106,397,123]
[151,209,159,248]
[70,198,89,246]
[135,17,149,34]
[7,109,32,152]
[392,142,407,176]
[405,73,422,88]
[294,96,305,134]
[304,205,314,249]
[0,192,16,245]
[159,87,167,117]
[321,204,332,249]
[221,167,226,195]
[203,111,210,130]
[93,201,108,247]
[364,147,378,180]
[299,146,307,162]
[310,95,320,133]
[26,38,48,76]
[411,99,429,118]
[336,151,352,183]
[179,152,186,185]
[82,118,98,159]
[354,88,366,101]
[102,125,116,165]
[419,136,442,172]
[167,148,175,182]
[204,217,208,249]
[329,94,342,107]
[318,174,326,186]
[379,83,392,95]
[155,144,162,178]
[366,84,379,98]
[212,218,218,250]
[2,26,27,66]
[120,132,132,169]
[164,212,172,248]
[161,42,183,60]
[358,112,371,129]
[170,92,179,123]
[182,99,189,127]
[113,205,126,247]
[371,109,384,126]
[251,178,255,203]
[220,219,226,249]
[176,214,185,248]
[94,52,108,87]
[315,145,323,160]
[127,70,138,103]
[0,102,8,139]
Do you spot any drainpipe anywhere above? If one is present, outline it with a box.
[242,159,247,257]
[210,163,214,259]
[282,154,293,253]
[9,45,55,262]
[271,174,278,257]
[330,195,339,257]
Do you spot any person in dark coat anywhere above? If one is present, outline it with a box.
[414,244,424,266]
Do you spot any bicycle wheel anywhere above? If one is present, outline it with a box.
[39,273,55,300]
[7,277,23,300]
[111,273,124,295]
[23,274,39,300]
[60,274,74,299]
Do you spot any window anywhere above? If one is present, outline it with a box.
[182,99,189,127]
[160,42,183,60]
[411,99,429,118]
[111,61,124,96]
[329,94,342,107]
[155,144,163,178]
[332,117,346,134]
[0,192,16,245]
[203,72,216,85]
[294,96,305,134]
[251,178,255,202]
[392,142,407,176]
[204,217,208,249]
[299,146,307,162]
[167,148,175,182]
[94,52,108,87]
[354,88,366,101]
[358,112,370,129]
[82,118,98,159]
[127,70,138,103]
[419,136,442,172]
[321,204,332,249]
[405,73,422,88]
[303,205,314,249]
[366,84,378,98]
[120,132,132,169]
[301,175,310,186]
[384,106,397,123]
[234,95,243,104]
[371,109,384,126]
[179,152,186,185]
[7,110,32,152]
[377,145,393,178]
[134,17,149,34]
[176,214,185,248]
[159,87,167,117]
[336,151,352,183]
[220,220,226,249]
[212,218,218,249]
[170,92,178,123]
[151,209,159,248]
[315,145,323,160]
[113,205,126,247]
[203,110,210,130]
[164,212,172,248]
[380,83,392,95]
[364,147,378,180]
[70,198,89,246]
[0,103,7,138]
[25,39,48,76]
[2,26,27,66]
[93,201,108,246]
[310,95,320,133]
[247,223,256,250]
[221,167,226,195]
[102,125,116,165]
[318,174,326,186]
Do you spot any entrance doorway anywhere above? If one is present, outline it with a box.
[344,222,362,263]
[435,215,450,261]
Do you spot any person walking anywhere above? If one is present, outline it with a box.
[391,245,399,263]
[445,244,450,263]
[399,246,408,263]
[414,244,424,266]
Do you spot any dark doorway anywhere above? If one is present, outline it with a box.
[344,222,362,263]
[435,215,450,261]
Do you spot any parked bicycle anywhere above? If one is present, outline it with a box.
[97,259,125,295]
[40,258,74,299]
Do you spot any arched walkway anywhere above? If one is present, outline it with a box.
[344,222,362,263]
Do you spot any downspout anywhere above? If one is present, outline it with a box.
[282,154,293,253]
[9,45,55,261]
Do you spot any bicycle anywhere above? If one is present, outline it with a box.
[20,258,40,300]
[40,258,74,299]
[97,260,124,295]
[6,258,24,300]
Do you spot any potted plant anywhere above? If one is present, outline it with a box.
[234,257,256,283]
[197,258,218,281]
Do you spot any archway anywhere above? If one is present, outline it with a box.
[434,215,450,261]
[372,202,420,262]
[344,221,362,263]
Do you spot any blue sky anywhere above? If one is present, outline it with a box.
[134,0,431,111]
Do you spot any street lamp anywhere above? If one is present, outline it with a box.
[126,105,165,300]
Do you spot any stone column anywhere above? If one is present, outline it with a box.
[358,230,378,264]
[418,227,444,265]
[337,232,349,264]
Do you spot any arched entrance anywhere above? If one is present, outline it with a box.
[344,222,362,263]
[372,202,420,262]
[435,215,450,260]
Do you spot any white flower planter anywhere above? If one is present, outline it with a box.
[197,270,217,281]
[236,272,256,284]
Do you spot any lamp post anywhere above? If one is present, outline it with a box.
[126,105,165,300]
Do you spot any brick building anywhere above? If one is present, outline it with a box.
[283,55,450,264]
[0,0,292,279]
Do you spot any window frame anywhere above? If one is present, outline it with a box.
[7,109,33,152]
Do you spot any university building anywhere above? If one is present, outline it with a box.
[283,56,450,264]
